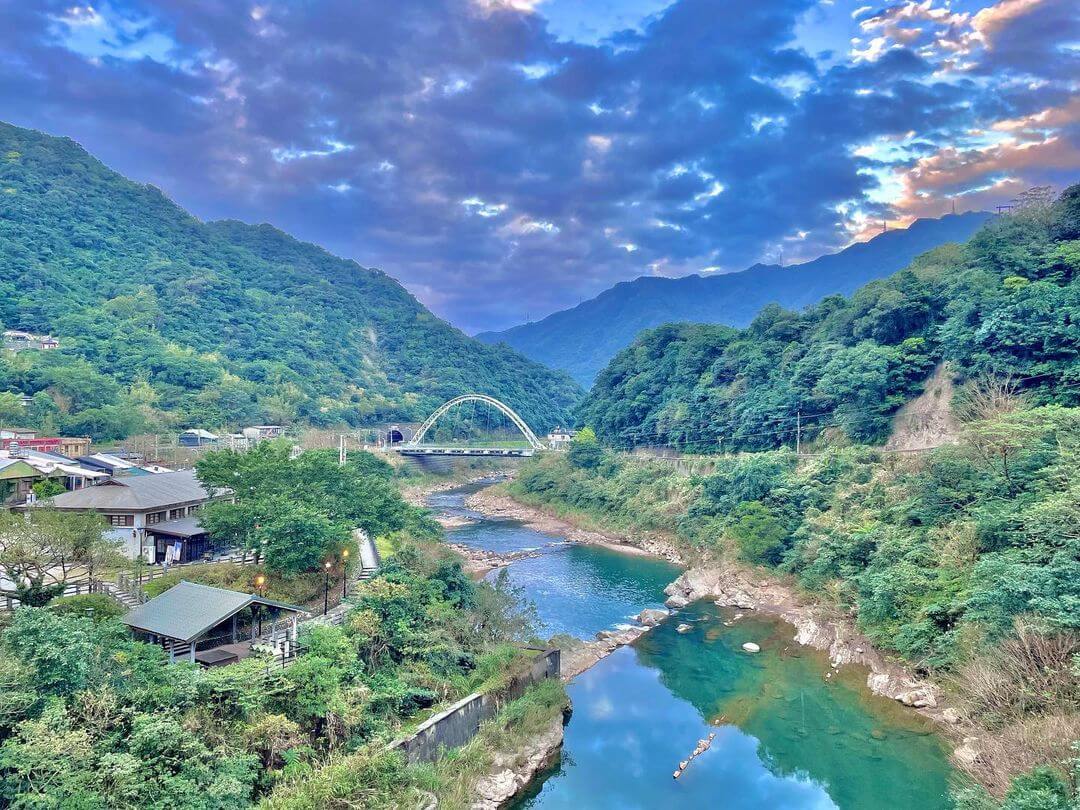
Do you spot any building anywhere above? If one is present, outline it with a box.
[248,425,285,440]
[2,330,59,351]
[122,580,306,665]
[0,428,36,441]
[46,470,226,560]
[0,447,107,492]
[178,429,220,447]
[0,436,91,457]
[76,452,154,477]
[0,458,42,507]
[546,428,575,450]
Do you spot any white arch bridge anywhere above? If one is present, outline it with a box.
[396,394,547,457]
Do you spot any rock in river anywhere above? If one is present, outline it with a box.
[742,642,761,653]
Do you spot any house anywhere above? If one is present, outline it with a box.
[178,429,220,447]
[546,428,575,450]
[122,581,306,665]
[0,458,42,507]
[0,448,107,491]
[2,330,59,351]
[45,470,227,560]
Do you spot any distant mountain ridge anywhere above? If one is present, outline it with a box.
[477,212,992,387]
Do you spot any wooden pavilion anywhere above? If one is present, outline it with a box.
[122,580,308,666]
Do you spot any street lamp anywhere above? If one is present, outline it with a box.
[341,548,350,598]
[254,574,266,635]
[323,561,332,615]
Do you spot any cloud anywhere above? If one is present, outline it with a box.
[0,0,1077,332]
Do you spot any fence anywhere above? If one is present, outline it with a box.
[390,647,561,764]
[1,576,99,612]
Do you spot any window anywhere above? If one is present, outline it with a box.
[106,514,134,527]
[146,511,166,525]
[169,508,184,520]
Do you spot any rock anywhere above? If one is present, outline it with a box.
[677,623,693,634]
[472,717,564,809]
[953,737,981,768]
[742,642,761,653]
[637,608,670,627]
[942,708,962,724]
[665,594,690,609]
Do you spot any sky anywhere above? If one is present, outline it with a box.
[1,0,1078,333]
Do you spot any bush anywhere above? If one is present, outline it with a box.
[47,593,124,620]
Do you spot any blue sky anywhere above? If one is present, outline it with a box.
[1,0,1077,332]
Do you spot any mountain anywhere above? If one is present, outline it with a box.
[478,212,992,387]
[0,122,582,440]
[578,187,1080,452]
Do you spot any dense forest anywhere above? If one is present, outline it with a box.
[579,188,1079,451]
[0,122,581,441]
[478,211,989,386]
[510,190,1080,807]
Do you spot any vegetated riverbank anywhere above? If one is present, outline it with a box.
[501,437,1080,802]
[452,481,959,809]
[471,480,945,712]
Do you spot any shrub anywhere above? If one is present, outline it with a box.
[47,593,124,620]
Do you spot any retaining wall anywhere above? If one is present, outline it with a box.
[391,647,560,764]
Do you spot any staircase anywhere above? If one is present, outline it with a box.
[98,580,144,611]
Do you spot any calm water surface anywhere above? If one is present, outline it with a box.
[433,483,955,809]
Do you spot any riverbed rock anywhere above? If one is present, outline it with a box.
[941,708,962,724]
[676,623,693,634]
[742,642,761,653]
[665,594,690,609]
[636,608,670,627]
[472,716,565,810]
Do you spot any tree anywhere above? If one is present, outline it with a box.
[0,391,25,430]
[728,501,789,565]
[0,509,119,606]
[255,503,347,577]
[568,427,603,469]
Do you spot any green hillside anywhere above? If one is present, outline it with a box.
[579,188,1079,451]
[0,123,581,440]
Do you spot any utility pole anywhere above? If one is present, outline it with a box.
[795,408,802,456]
[338,434,346,466]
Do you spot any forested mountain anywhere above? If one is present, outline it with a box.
[579,188,1079,451]
[0,123,581,440]
[478,212,990,387]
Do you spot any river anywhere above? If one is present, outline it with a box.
[430,483,956,809]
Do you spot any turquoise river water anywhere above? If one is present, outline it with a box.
[430,483,955,809]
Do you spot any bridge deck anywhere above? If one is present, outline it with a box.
[395,446,535,457]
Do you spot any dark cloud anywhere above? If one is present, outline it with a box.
[0,0,1077,332]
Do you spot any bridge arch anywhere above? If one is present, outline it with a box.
[409,394,545,450]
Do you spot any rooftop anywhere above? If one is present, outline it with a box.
[48,469,214,511]
[145,515,205,538]
[122,580,305,643]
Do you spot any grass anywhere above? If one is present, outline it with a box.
[143,563,343,610]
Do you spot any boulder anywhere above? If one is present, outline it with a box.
[941,708,962,724]
[742,642,761,653]
[637,608,670,627]
[665,594,690,609]
[677,623,693,634]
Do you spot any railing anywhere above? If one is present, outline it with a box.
[1,576,100,612]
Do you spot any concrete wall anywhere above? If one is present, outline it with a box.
[392,647,560,764]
